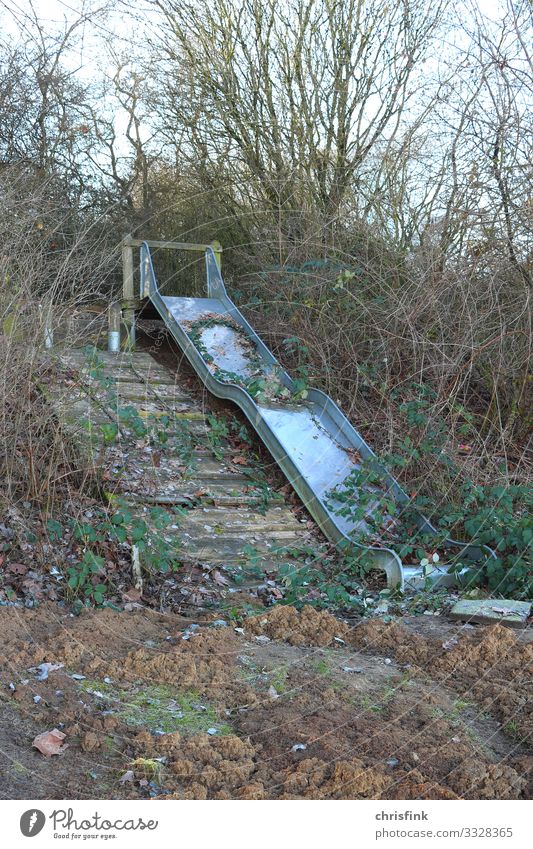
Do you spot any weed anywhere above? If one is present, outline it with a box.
[310,658,331,676]
[206,413,229,460]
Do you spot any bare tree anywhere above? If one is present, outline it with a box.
[146,0,448,258]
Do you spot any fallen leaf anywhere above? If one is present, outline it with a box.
[7,562,28,575]
[230,455,248,466]
[33,728,68,757]
[346,448,362,464]
[122,587,142,603]
[212,570,230,586]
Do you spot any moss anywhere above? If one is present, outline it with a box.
[76,679,231,736]
[310,658,331,676]
[268,668,290,694]
[129,757,163,781]
[11,760,31,775]
[102,735,117,753]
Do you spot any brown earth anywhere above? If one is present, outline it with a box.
[0,603,530,800]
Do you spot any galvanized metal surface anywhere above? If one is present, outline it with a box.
[140,241,495,590]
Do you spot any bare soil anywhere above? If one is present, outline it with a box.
[0,603,530,800]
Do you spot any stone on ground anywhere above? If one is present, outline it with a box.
[448,598,531,628]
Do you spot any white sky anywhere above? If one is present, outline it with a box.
[0,0,523,162]
[0,0,515,96]
[0,0,512,61]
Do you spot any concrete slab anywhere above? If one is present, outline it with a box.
[449,598,531,628]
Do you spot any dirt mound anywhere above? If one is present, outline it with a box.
[274,757,389,799]
[245,604,349,646]
[448,761,526,799]
[95,630,256,709]
[349,618,435,665]
[1,606,255,709]
[149,733,259,799]
[0,605,530,800]
[349,618,533,741]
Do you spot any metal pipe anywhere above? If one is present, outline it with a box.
[44,324,53,349]
[108,302,121,353]
[39,300,53,348]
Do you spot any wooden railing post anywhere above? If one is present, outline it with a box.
[122,235,136,349]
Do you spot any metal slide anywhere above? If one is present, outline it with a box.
[140,242,492,589]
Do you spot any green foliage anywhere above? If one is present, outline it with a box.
[437,482,532,598]
[45,518,63,541]
[277,560,357,609]
[66,550,107,604]
[118,405,147,438]
[52,498,184,608]
[206,413,229,460]
[239,544,372,613]
[325,383,532,597]
[246,478,274,515]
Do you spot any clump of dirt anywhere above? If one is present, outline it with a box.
[386,770,458,800]
[349,618,533,742]
[245,604,349,646]
[349,618,434,665]
[447,761,526,799]
[273,757,390,800]
[146,732,260,799]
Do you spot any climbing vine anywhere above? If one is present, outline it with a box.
[184,315,309,403]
